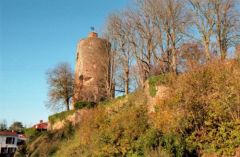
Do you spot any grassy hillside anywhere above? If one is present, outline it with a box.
[17,60,240,157]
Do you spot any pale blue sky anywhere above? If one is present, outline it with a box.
[0,0,130,127]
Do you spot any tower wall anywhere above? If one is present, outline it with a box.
[73,32,111,104]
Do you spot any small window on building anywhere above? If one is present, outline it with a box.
[1,147,7,154]
[8,147,16,153]
[79,75,83,80]
[6,137,15,144]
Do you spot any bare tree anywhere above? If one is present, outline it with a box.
[102,0,237,92]
[137,0,188,74]
[187,0,240,60]
[143,0,172,73]
[103,38,115,99]
[103,0,189,89]
[179,42,205,71]
[188,0,215,60]
[124,7,156,86]
[46,62,74,111]
[9,121,24,133]
[211,0,240,60]
[106,13,133,95]
[0,119,7,131]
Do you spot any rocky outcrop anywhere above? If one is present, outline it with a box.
[144,80,170,113]
[48,109,90,130]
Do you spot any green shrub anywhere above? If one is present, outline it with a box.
[49,145,58,156]
[160,133,186,157]
[148,74,173,97]
[116,95,126,100]
[74,101,96,110]
[62,122,75,140]
[47,122,75,142]
[138,128,162,151]
[187,120,240,156]
[24,128,42,142]
[24,128,38,137]
[48,110,75,124]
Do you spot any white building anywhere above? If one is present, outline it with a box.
[0,131,18,156]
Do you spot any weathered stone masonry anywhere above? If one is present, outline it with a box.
[73,32,111,104]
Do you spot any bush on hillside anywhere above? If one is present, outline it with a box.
[24,128,42,143]
[23,60,240,157]
[152,60,240,156]
[187,120,240,156]
[48,110,75,124]
[74,101,96,110]
[19,122,76,157]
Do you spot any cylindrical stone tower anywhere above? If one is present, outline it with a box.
[73,32,111,104]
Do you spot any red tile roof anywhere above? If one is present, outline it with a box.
[0,131,18,136]
[33,121,48,130]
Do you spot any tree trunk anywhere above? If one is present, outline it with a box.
[124,70,129,95]
[171,32,177,74]
[171,47,177,74]
[204,38,211,61]
[220,43,227,60]
[66,98,70,111]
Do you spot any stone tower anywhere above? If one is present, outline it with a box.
[73,32,111,104]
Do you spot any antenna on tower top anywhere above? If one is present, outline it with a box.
[90,26,95,32]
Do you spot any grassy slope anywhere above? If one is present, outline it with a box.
[19,60,240,157]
